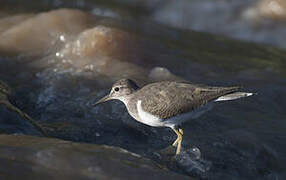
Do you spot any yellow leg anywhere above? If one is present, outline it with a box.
[171,127,184,155]
[172,137,179,147]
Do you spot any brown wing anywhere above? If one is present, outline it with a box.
[139,81,240,119]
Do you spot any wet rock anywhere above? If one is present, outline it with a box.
[0,9,95,55]
[0,134,190,180]
[0,14,34,34]
[202,129,282,179]
[0,7,285,180]
[0,104,39,135]
[154,146,211,179]
[149,67,183,82]
[245,0,286,20]
[0,80,48,136]
[58,25,139,61]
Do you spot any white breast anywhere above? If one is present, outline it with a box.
[136,100,165,127]
[136,100,214,128]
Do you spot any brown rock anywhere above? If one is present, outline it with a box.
[0,9,95,55]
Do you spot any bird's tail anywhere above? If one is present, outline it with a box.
[214,92,254,102]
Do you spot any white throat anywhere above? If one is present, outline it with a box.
[115,96,130,106]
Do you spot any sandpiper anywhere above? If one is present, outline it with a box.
[93,79,253,155]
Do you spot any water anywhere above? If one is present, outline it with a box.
[0,1,285,179]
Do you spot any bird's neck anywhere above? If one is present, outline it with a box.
[116,94,133,106]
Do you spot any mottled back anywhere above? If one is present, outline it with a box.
[132,81,240,119]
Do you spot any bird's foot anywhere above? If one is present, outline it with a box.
[172,138,179,147]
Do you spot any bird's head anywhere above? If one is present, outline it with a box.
[93,78,139,106]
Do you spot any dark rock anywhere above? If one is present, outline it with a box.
[0,6,285,180]
[0,134,190,180]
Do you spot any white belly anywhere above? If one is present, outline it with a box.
[136,100,213,128]
[136,100,164,127]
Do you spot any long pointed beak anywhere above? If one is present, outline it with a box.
[93,94,111,107]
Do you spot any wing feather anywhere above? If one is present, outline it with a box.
[138,81,240,119]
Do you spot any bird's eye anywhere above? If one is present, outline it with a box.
[114,87,120,92]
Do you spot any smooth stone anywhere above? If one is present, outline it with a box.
[0,9,94,55]
[0,7,285,180]
[0,134,191,180]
